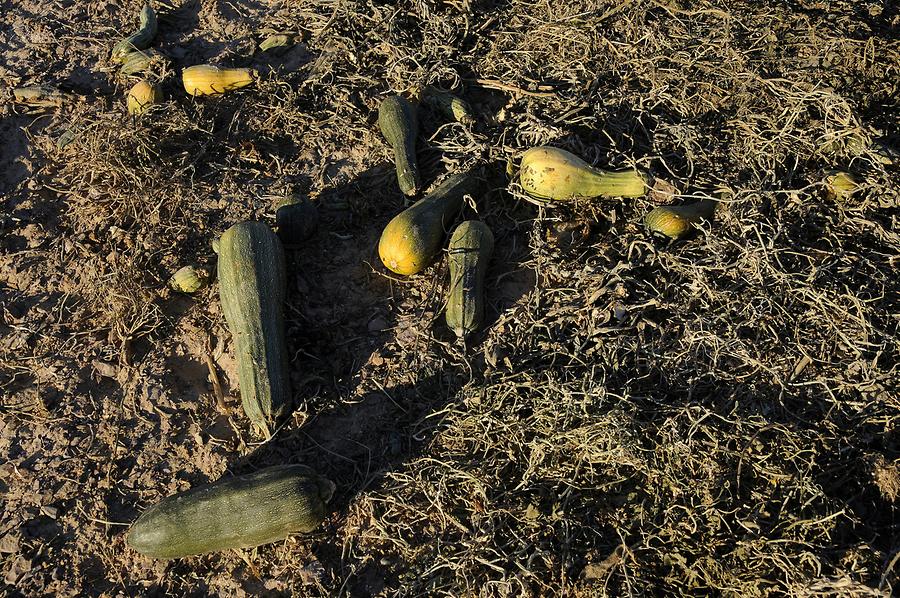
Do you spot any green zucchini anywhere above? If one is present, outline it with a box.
[378,170,478,275]
[217,222,290,436]
[111,4,158,62]
[446,221,494,338]
[127,465,335,559]
[378,95,420,196]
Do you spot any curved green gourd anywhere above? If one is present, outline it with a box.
[378,95,420,196]
[112,4,158,62]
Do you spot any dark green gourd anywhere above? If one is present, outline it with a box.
[378,95,420,196]
[275,195,319,245]
[217,221,290,436]
[446,220,494,338]
[126,465,335,559]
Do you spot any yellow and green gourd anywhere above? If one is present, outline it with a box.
[644,200,717,240]
[182,65,257,96]
[378,170,478,275]
[823,170,858,200]
[126,79,163,115]
[422,86,474,125]
[519,146,648,201]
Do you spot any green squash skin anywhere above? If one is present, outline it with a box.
[378,95,420,196]
[119,49,165,77]
[446,220,494,338]
[111,4,158,62]
[217,222,290,435]
[126,465,335,559]
[378,170,480,275]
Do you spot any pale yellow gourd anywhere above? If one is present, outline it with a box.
[519,146,647,201]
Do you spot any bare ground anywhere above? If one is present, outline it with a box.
[1,0,899,596]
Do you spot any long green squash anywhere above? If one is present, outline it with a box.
[126,465,335,559]
[446,221,494,339]
[378,170,478,275]
[378,95,420,196]
[217,222,290,436]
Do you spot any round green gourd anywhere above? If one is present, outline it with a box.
[446,220,494,338]
[126,465,335,559]
[378,95,420,196]
[275,195,319,245]
[217,221,290,436]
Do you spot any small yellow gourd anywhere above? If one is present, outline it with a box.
[823,170,858,200]
[126,80,163,114]
[644,200,717,240]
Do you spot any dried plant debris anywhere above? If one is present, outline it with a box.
[1,0,898,596]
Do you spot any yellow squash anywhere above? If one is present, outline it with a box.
[519,146,647,201]
[644,200,717,240]
[182,65,257,96]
